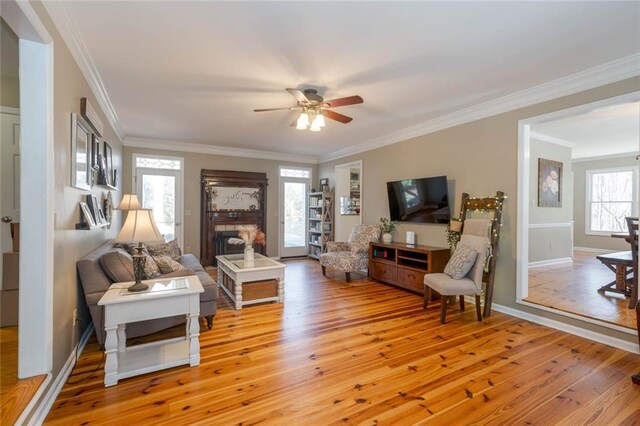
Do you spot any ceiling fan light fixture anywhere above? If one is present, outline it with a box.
[296,111,310,130]
[313,111,326,128]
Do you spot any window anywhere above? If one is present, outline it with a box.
[280,168,310,178]
[135,156,181,170]
[586,167,637,234]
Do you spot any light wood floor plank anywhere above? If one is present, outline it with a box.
[45,259,640,425]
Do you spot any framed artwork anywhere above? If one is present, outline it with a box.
[103,142,113,187]
[209,187,260,211]
[91,134,100,170]
[79,202,95,227]
[320,178,329,192]
[71,113,92,191]
[86,194,100,224]
[538,158,562,207]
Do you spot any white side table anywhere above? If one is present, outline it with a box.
[97,275,204,387]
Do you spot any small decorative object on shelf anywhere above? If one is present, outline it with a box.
[446,218,462,252]
[379,218,396,243]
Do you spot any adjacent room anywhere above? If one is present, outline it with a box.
[1,1,639,424]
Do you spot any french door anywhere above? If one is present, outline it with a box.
[134,156,183,246]
[279,167,311,258]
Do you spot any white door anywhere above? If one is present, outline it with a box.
[1,111,20,280]
[279,167,311,258]
[135,168,182,245]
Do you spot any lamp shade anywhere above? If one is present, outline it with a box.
[115,194,142,211]
[114,209,164,243]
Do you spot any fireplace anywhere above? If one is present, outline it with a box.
[215,230,245,258]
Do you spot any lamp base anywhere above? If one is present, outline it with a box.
[129,244,149,292]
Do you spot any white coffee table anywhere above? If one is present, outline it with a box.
[216,253,285,310]
[97,275,204,387]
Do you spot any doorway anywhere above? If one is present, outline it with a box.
[279,166,311,258]
[334,161,362,241]
[133,154,184,246]
[517,91,640,334]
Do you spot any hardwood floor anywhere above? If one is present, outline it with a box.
[527,251,637,329]
[1,326,47,425]
[45,259,640,425]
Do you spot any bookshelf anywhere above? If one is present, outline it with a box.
[308,192,334,259]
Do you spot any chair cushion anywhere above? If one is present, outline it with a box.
[319,251,368,272]
[99,249,135,282]
[444,245,478,279]
[424,273,479,296]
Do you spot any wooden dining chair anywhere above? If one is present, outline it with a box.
[625,217,638,309]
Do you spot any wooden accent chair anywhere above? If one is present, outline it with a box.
[626,217,638,310]
[319,224,381,282]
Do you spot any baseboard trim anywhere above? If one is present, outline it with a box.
[528,257,573,268]
[573,246,617,254]
[28,324,94,425]
[14,373,52,426]
[495,302,638,354]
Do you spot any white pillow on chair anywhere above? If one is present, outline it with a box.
[444,245,478,279]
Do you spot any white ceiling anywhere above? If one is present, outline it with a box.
[532,101,640,160]
[60,1,640,160]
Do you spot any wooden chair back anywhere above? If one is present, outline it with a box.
[625,217,638,310]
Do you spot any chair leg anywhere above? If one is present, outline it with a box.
[321,266,326,276]
[459,296,465,311]
[206,315,213,329]
[440,300,447,324]
[345,272,351,282]
[475,295,482,321]
[423,287,431,309]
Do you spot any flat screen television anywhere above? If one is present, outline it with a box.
[386,175,450,224]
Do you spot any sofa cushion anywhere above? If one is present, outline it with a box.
[99,249,135,282]
[153,254,185,274]
[143,254,162,279]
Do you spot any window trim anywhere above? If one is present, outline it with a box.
[585,165,638,236]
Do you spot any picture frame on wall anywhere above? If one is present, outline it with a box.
[86,194,101,224]
[70,113,92,191]
[103,142,113,187]
[538,158,563,207]
[79,202,96,227]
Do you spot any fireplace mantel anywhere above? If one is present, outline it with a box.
[200,170,268,266]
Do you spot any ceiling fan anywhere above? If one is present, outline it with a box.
[254,88,363,131]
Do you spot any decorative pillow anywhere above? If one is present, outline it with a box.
[100,249,135,282]
[142,254,162,279]
[114,242,146,256]
[153,254,185,274]
[147,239,182,261]
[444,245,478,280]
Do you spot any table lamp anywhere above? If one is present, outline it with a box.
[115,194,142,211]
[114,209,164,292]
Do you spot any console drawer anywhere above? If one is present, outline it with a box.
[371,261,396,282]
[397,267,426,292]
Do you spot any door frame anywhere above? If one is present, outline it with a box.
[334,160,363,241]
[278,165,312,259]
[516,90,640,335]
[131,153,184,248]
[2,0,55,384]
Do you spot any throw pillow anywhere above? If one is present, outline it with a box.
[147,239,182,261]
[142,254,162,279]
[444,245,478,280]
[153,254,185,274]
[100,249,135,282]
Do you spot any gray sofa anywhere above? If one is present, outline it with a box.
[77,240,218,345]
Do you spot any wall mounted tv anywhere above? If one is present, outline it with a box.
[386,175,450,224]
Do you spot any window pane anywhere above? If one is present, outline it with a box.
[590,171,633,202]
[142,175,176,241]
[284,182,306,248]
[590,202,632,232]
[280,168,310,178]
[136,157,181,170]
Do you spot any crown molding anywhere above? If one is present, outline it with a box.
[319,53,640,163]
[572,151,639,163]
[124,137,318,164]
[42,2,124,141]
[529,131,576,148]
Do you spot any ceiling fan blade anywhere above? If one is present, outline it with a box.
[325,95,363,108]
[286,88,310,104]
[323,109,353,124]
[253,106,301,112]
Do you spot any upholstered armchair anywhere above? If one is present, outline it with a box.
[319,224,381,282]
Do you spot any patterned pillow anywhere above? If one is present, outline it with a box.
[142,254,162,279]
[153,255,185,274]
[444,245,478,280]
[147,239,182,261]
